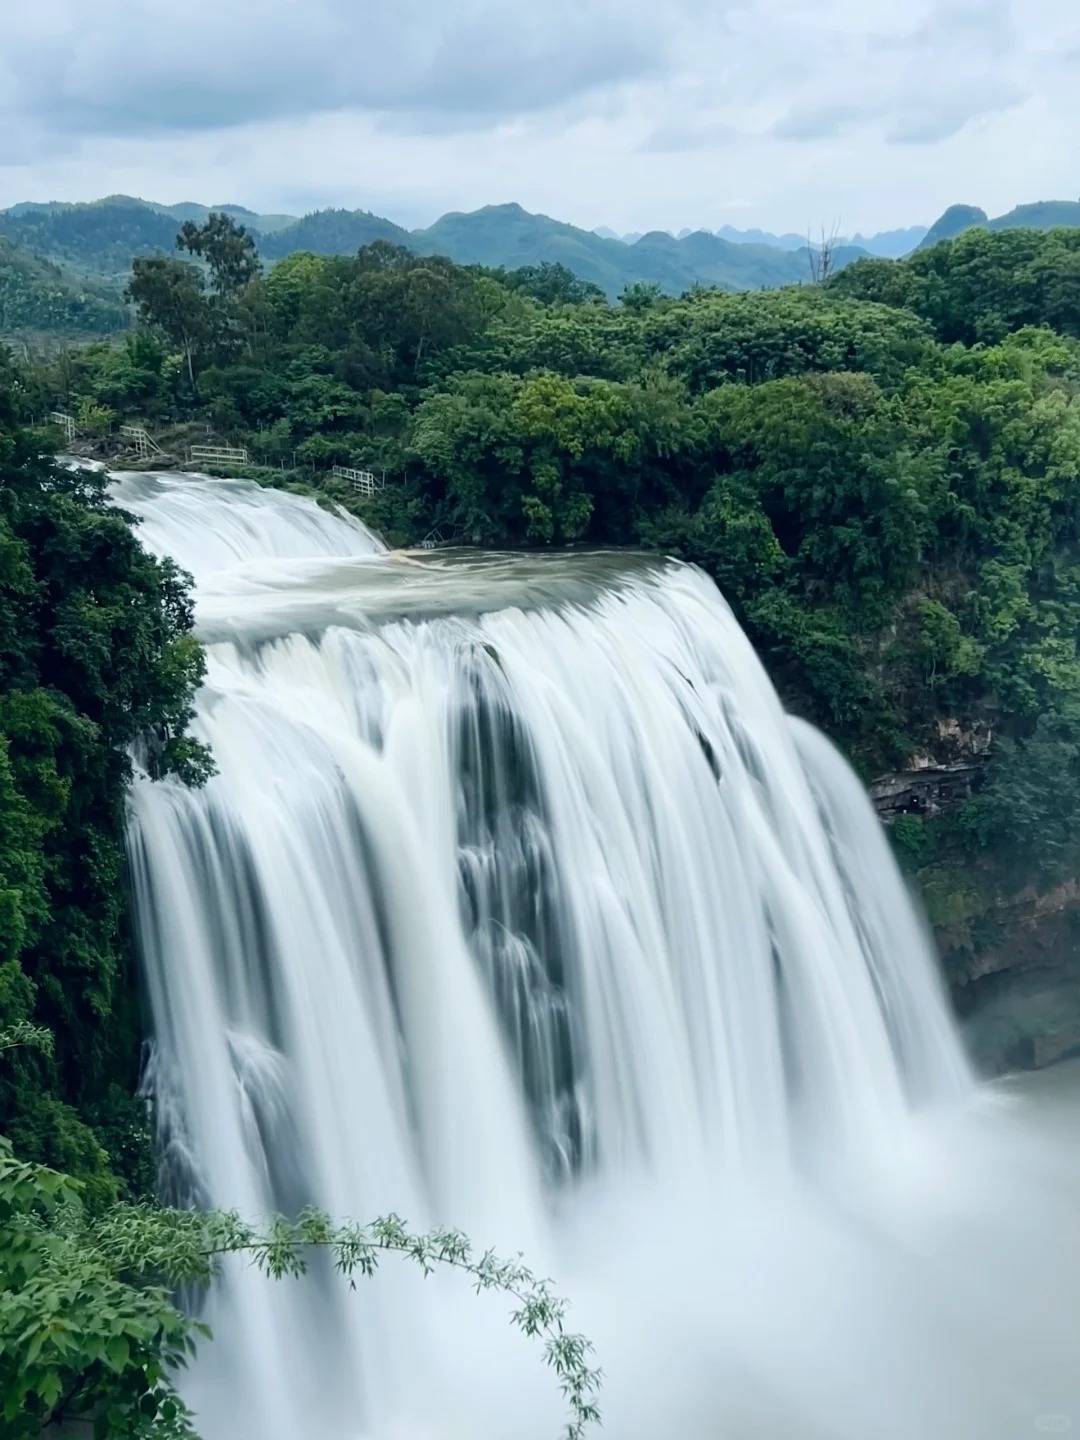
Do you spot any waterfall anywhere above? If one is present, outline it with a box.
[119,473,1080,1440]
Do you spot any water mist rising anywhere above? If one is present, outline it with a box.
[117,473,1080,1440]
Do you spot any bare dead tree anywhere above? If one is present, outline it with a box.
[807,221,842,284]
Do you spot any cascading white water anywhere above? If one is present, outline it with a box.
[118,473,1080,1440]
[112,471,387,581]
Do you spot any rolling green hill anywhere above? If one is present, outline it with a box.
[991,200,1080,231]
[413,203,865,295]
[918,200,1080,250]
[0,236,128,336]
[259,208,413,258]
[146,199,297,234]
[714,223,927,257]
[917,205,989,250]
[415,203,646,291]
[631,226,867,292]
[0,196,296,281]
[0,198,179,280]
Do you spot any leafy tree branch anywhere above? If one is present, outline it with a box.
[0,1137,600,1440]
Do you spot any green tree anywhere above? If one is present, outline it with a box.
[126,259,212,388]
[501,262,605,306]
[619,281,662,312]
[177,213,261,297]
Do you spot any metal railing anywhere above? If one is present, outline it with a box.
[49,411,77,443]
[189,444,250,467]
[331,464,382,497]
[120,424,164,460]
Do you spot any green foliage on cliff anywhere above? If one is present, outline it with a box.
[0,1133,203,1438]
[0,362,209,1199]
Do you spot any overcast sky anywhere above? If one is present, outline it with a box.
[0,0,1076,235]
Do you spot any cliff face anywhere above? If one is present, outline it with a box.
[943,880,1080,1074]
[871,762,983,822]
[872,746,1080,1076]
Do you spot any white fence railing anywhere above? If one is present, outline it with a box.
[189,444,250,467]
[49,411,77,443]
[331,464,382,497]
[120,424,164,460]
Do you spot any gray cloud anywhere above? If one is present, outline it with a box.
[775,85,1027,147]
[0,0,1076,241]
[2,1,665,140]
[769,0,1039,148]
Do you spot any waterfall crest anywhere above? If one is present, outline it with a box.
[121,473,1079,1440]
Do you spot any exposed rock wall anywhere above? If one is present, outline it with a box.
[872,747,1080,1076]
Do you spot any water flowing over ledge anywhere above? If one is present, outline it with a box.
[118,473,1080,1440]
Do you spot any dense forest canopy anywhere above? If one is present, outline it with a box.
[832,226,1080,342]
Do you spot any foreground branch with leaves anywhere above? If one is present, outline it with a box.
[0,1134,601,1440]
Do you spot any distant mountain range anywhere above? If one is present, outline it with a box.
[409,205,869,295]
[255,200,876,294]
[1,193,1078,333]
[598,223,928,258]
[0,195,868,298]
